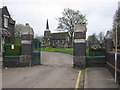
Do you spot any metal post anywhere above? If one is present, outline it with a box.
[0,28,3,68]
[0,28,2,61]
[115,24,118,83]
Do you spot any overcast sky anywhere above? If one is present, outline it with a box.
[0,0,120,37]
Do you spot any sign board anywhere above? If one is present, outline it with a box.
[74,39,86,43]
[21,40,32,44]
[11,45,14,49]
[74,23,87,32]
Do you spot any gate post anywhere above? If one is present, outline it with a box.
[73,23,87,69]
[20,23,34,66]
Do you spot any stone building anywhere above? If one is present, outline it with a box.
[1,6,15,44]
[43,20,70,48]
[0,6,15,58]
[44,19,51,47]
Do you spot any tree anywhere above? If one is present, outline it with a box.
[113,8,120,45]
[97,32,104,43]
[14,24,25,37]
[114,9,120,23]
[34,35,44,42]
[57,8,87,47]
[87,33,99,44]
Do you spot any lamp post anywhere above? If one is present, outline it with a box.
[0,28,2,58]
[0,28,3,68]
[114,22,119,83]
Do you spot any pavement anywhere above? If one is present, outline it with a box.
[2,51,120,89]
[84,67,119,89]
[2,51,78,88]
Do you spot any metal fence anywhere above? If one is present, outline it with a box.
[87,42,105,57]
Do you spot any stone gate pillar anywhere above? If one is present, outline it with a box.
[73,23,87,69]
[20,23,34,66]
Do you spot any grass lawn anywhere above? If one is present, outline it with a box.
[113,49,120,52]
[37,48,120,55]
[38,48,73,54]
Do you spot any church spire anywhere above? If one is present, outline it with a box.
[46,19,49,29]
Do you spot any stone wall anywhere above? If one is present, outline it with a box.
[86,57,106,67]
[3,56,19,67]
[3,56,31,67]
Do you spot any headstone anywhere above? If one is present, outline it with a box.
[73,23,87,69]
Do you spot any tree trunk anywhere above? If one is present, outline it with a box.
[69,32,74,48]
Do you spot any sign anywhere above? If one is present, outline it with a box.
[74,23,87,32]
[21,40,31,44]
[74,39,86,43]
[11,45,14,49]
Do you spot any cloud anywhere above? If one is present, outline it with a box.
[1,0,120,36]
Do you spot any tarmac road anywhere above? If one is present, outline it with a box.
[2,51,78,88]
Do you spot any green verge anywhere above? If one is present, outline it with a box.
[38,48,73,54]
[113,49,120,52]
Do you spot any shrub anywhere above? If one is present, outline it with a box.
[4,44,21,56]
[15,37,21,44]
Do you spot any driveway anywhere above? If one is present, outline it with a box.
[2,51,78,88]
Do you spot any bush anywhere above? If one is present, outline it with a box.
[15,37,21,44]
[4,44,21,56]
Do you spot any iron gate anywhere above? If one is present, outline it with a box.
[32,39,41,66]
[87,42,105,57]
[86,42,106,67]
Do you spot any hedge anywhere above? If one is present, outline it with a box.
[15,37,21,44]
[4,44,21,56]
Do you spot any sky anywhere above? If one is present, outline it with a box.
[0,0,120,37]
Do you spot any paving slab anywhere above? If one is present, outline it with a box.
[84,67,119,88]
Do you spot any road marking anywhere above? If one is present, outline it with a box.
[75,71,81,89]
